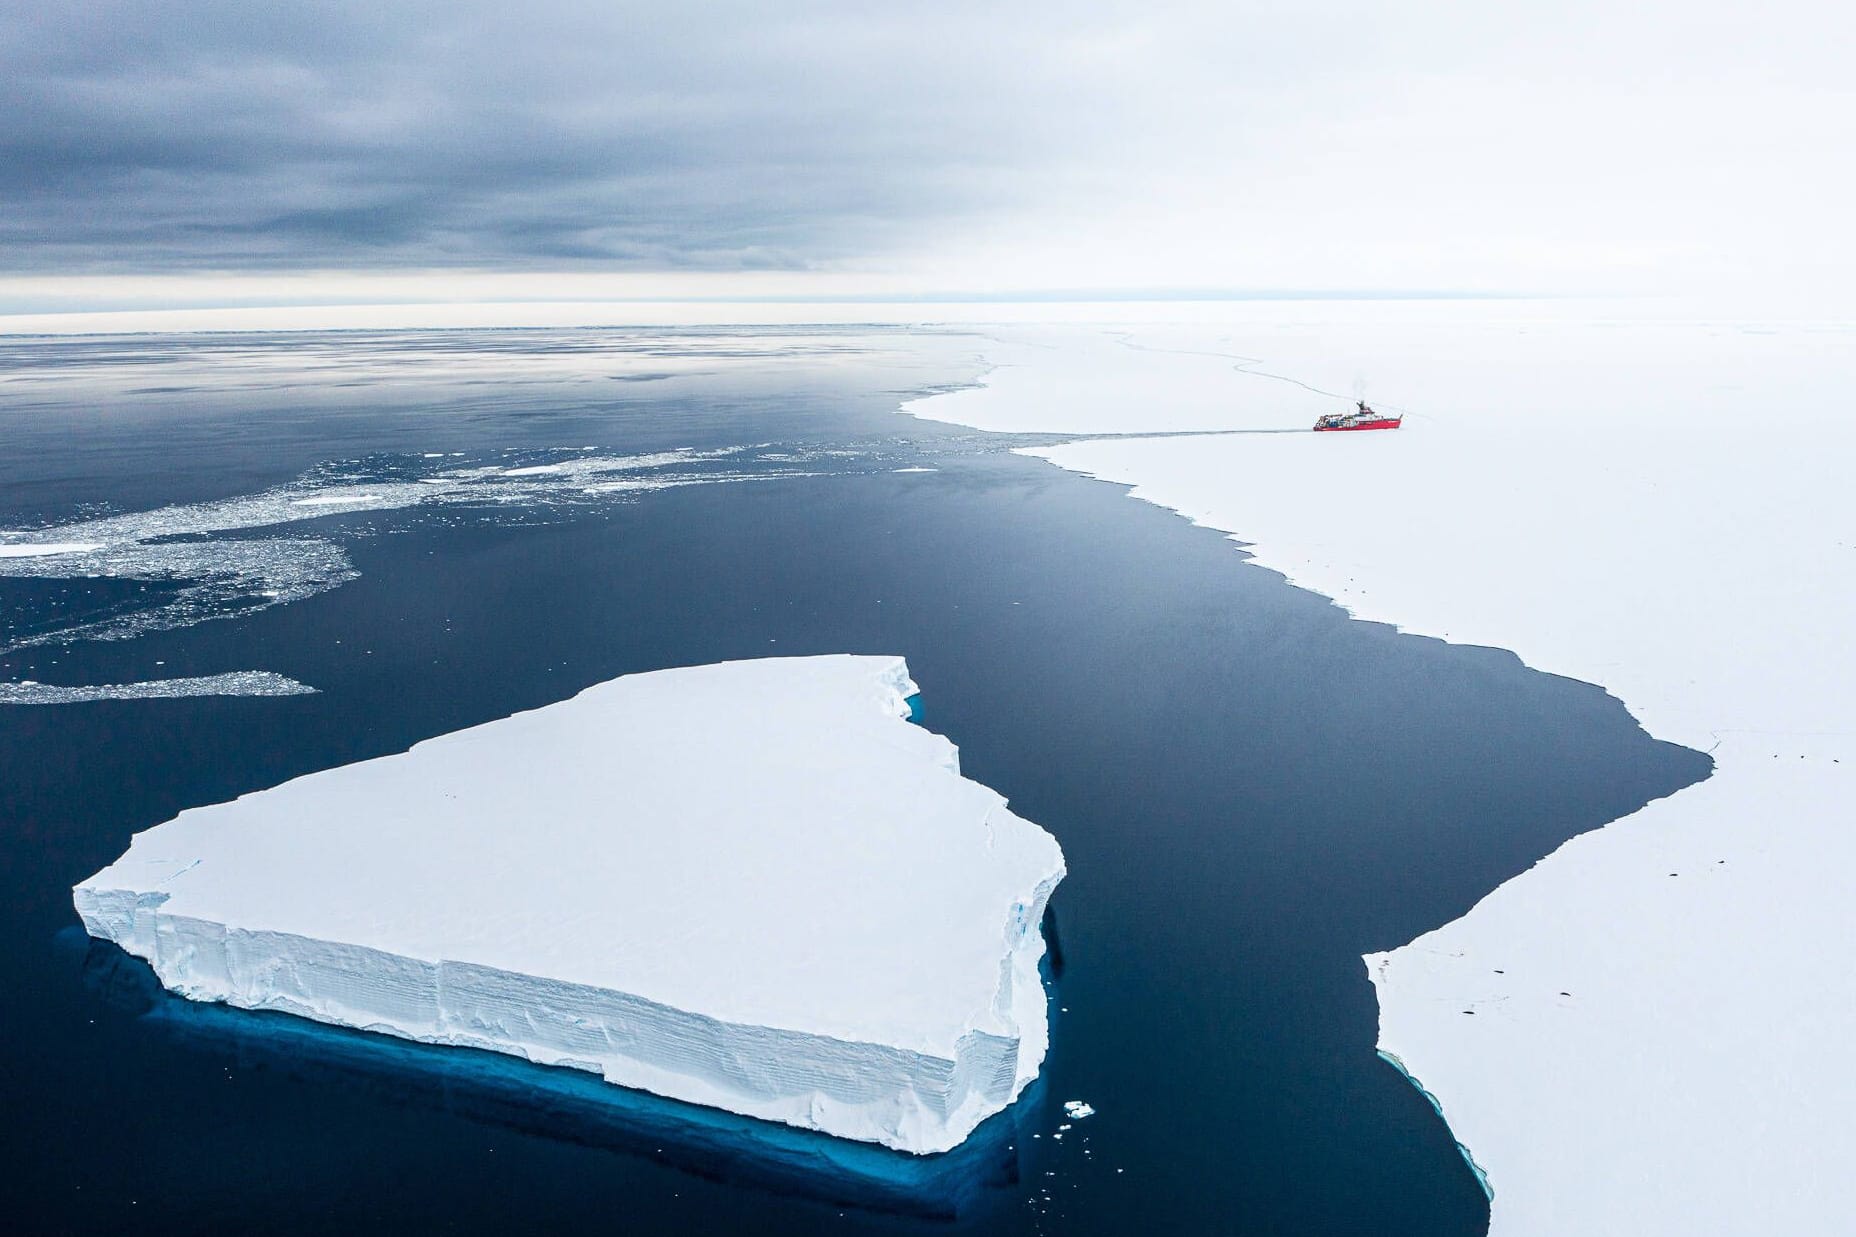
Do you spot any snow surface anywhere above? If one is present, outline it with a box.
[901,325,1318,435]
[2,671,315,704]
[0,541,103,558]
[75,654,1065,1154]
[908,315,1856,1233]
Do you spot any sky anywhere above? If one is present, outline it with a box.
[2,1,1852,317]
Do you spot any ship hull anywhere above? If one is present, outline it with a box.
[1314,419,1402,431]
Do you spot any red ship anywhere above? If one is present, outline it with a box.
[1314,401,1402,431]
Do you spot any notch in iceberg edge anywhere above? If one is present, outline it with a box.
[73,654,1067,1156]
[1372,1045,1494,1201]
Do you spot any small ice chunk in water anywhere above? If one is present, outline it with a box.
[1063,1100,1096,1119]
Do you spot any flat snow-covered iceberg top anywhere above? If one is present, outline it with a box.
[75,655,1066,1154]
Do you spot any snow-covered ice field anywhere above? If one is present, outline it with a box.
[75,654,1065,1154]
[907,306,1856,1234]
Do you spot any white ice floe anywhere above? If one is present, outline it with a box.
[289,494,383,506]
[0,445,851,653]
[899,324,1336,435]
[75,655,1065,1154]
[1062,1100,1095,1120]
[2,671,316,705]
[908,312,1856,1233]
[0,541,104,558]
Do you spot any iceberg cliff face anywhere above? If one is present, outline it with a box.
[75,655,1065,1154]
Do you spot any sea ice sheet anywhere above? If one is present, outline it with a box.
[75,654,1065,1154]
[907,312,1856,1233]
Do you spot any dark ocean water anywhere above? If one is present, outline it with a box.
[0,329,1710,1235]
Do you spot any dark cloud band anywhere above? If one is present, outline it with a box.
[0,0,1104,272]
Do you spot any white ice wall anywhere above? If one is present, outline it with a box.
[77,655,1065,1154]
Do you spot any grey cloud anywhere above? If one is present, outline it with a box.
[0,0,1134,272]
[10,1,1838,295]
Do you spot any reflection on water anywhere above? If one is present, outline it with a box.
[69,931,1030,1222]
[3,328,1714,1235]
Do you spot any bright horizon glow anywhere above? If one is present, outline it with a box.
[2,294,1848,339]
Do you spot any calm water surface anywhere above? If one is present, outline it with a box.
[0,329,1710,1235]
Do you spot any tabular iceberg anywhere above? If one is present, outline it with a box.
[75,654,1065,1154]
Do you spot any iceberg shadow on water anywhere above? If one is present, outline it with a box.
[70,932,1033,1221]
